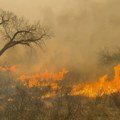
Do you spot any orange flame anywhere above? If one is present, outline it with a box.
[0,65,17,72]
[70,64,120,98]
[18,69,68,89]
[7,64,120,98]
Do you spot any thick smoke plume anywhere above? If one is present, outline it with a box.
[0,0,120,75]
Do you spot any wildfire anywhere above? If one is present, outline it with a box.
[18,68,68,89]
[70,65,120,98]
[0,65,17,72]
[1,63,120,98]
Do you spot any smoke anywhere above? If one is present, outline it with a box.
[0,0,120,73]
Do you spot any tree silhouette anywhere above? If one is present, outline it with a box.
[0,9,50,56]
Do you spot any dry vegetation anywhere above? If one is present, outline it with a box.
[0,69,119,120]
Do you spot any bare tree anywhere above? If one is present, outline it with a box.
[0,9,50,56]
[98,47,120,65]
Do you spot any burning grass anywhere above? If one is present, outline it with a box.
[16,64,120,98]
[0,64,120,120]
[1,64,120,98]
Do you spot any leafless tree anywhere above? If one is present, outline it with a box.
[0,9,50,56]
[99,48,120,65]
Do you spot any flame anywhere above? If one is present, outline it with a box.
[70,64,120,98]
[2,64,120,98]
[0,65,17,72]
[18,69,68,89]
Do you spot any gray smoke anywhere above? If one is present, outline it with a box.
[0,0,120,74]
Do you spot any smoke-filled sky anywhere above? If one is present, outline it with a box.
[0,0,120,72]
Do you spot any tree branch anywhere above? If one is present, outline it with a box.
[0,9,50,57]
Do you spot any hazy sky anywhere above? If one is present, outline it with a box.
[0,0,120,71]
[0,0,109,18]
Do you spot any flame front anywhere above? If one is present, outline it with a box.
[18,68,68,89]
[0,65,17,72]
[17,64,120,98]
[70,65,120,98]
